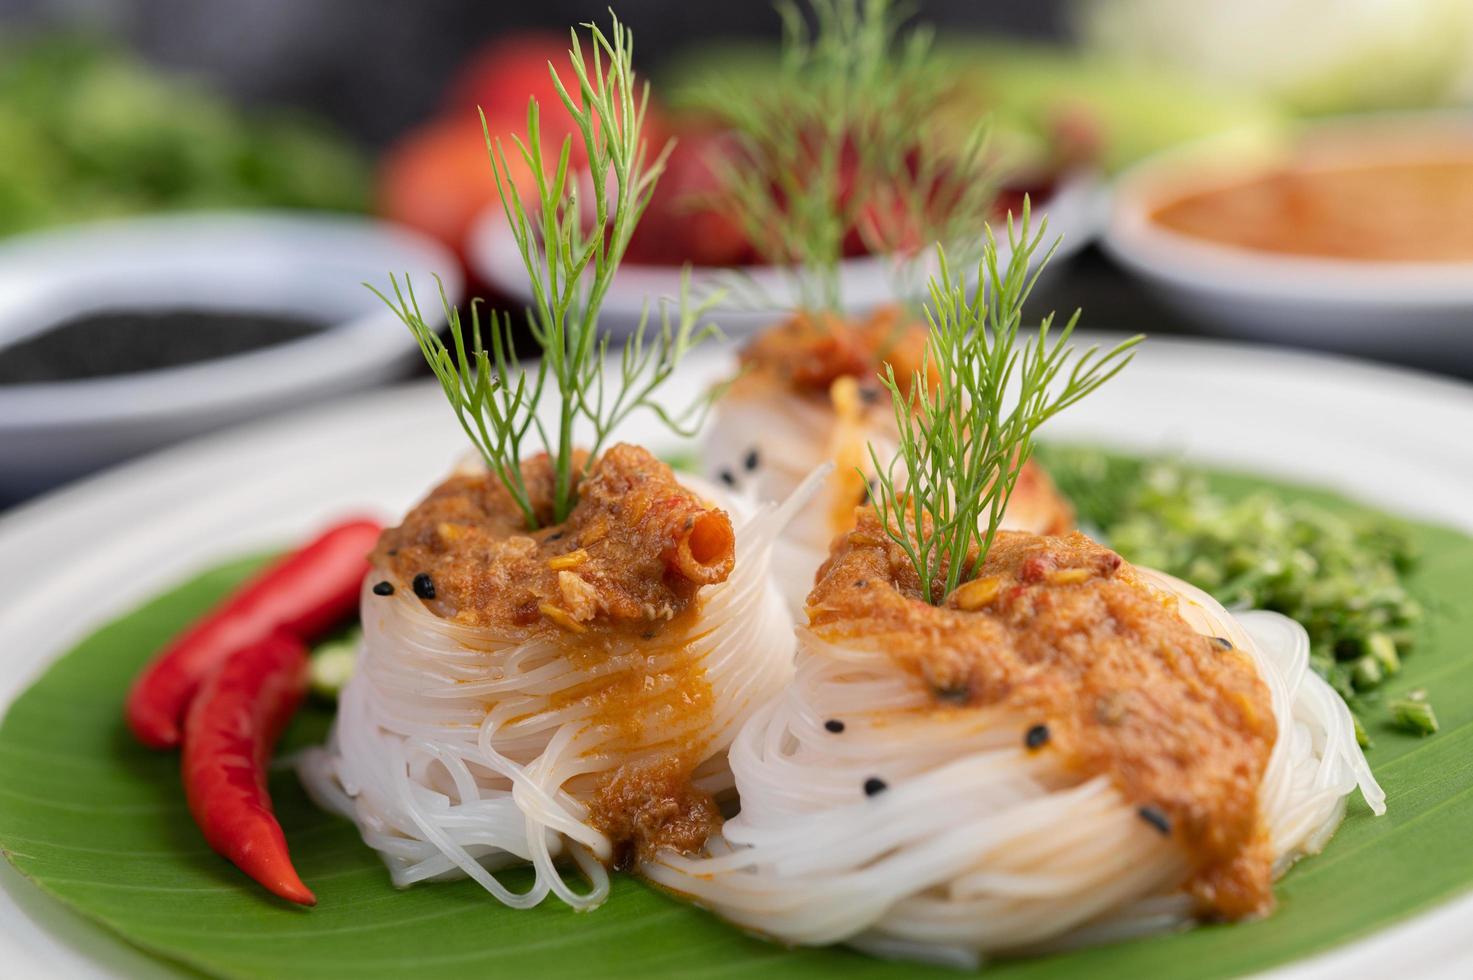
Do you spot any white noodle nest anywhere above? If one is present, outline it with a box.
[643,568,1384,968]
[705,387,878,616]
[299,470,823,910]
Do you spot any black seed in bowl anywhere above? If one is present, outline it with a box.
[0,309,328,385]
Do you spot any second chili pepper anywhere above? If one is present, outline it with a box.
[182,629,316,906]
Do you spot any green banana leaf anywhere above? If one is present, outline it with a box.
[1,458,1470,978]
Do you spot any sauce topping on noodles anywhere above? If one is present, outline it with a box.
[735,305,930,400]
[732,307,1073,539]
[378,443,735,632]
[807,511,1278,919]
[380,445,734,862]
[587,753,722,868]
[549,615,723,865]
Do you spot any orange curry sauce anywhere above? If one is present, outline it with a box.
[736,305,932,399]
[1152,154,1473,262]
[380,443,733,632]
[807,511,1278,919]
[378,444,737,863]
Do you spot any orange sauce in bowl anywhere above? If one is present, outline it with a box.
[1151,154,1473,263]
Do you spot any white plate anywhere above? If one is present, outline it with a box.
[0,211,462,500]
[468,171,1103,338]
[1102,115,1473,371]
[1,336,1472,979]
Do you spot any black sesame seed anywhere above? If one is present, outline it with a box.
[1024,724,1050,750]
[744,448,760,471]
[863,777,887,797]
[641,629,658,640]
[824,719,845,733]
[1138,806,1171,836]
[372,581,395,596]
[935,684,969,704]
[548,531,564,542]
[1212,636,1233,651]
[854,579,868,588]
[385,548,399,557]
[718,468,737,487]
[412,573,436,600]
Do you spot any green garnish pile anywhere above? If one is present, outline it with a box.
[0,35,368,236]
[379,15,715,531]
[1389,689,1438,737]
[309,628,361,701]
[1040,447,1432,741]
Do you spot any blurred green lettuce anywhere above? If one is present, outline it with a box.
[0,35,370,237]
[1075,0,1473,116]
[658,35,1282,175]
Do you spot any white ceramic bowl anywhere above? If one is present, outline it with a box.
[469,170,1103,338]
[1103,115,1473,370]
[0,212,461,501]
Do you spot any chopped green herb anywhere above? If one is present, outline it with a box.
[309,628,361,701]
[1352,713,1371,749]
[1039,447,1426,736]
[660,448,703,475]
[1389,690,1438,737]
[1352,654,1382,691]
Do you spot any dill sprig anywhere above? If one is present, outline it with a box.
[868,201,1143,604]
[375,15,720,531]
[693,0,997,312]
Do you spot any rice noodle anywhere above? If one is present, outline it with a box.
[299,469,824,910]
[643,569,1383,967]
[705,388,879,615]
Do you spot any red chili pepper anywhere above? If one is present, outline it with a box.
[126,518,381,749]
[183,630,315,905]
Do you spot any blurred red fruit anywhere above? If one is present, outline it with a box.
[447,32,584,121]
[377,116,493,263]
[387,31,673,266]
[445,31,622,172]
[377,111,547,265]
[626,126,753,267]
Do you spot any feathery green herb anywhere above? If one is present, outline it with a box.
[694,0,998,311]
[376,15,718,530]
[869,202,1141,604]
